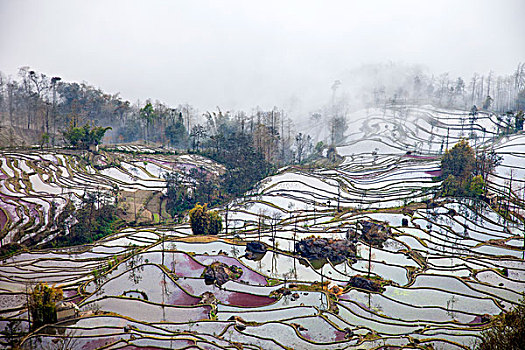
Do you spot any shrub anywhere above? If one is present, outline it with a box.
[441,139,475,184]
[0,243,26,259]
[189,203,222,235]
[441,174,460,196]
[476,299,525,350]
[28,283,63,330]
[469,175,485,197]
[63,123,111,149]
[207,210,223,235]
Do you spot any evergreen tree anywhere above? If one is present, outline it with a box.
[165,113,188,148]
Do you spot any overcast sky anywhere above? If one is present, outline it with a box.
[1,0,524,112]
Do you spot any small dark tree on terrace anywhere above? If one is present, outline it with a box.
[140,102,157,143]
[515,110,524,131]
[482,95,493,110]
[165,113,188,148]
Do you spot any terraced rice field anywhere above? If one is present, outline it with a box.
[1,105,524,349]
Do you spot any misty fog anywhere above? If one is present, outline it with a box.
[1,0,524,115]
[2,3,525,349]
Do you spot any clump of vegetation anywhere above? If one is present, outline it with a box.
[46,192,123,248]
[439,139,500,198]
[68,203,121,245]
[202,131,274,198]
[347,220,391,248]
[28,283,63,330]
[441,139,475,182]
[162,124,276,221]
[441,173,486,198]
[0,242,26,260]
[62,122,111,149]
[164,168,219,219]
[189,203,222,235]
[475,299,525,350]
[163,132,275,221]
[346,275,389,293]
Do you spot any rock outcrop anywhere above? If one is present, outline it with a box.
[202,261,243,286]
[347,276,385,293]
[347,220,391,248]
[228,316,247,331]
[198,291,218,305]
[295,236,357,264]
[245,241,267,260]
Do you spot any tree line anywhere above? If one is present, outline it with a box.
[325,63,525,121]
[0,67,317,161]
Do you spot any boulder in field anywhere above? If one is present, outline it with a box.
[347,276,385,293]
[245,241,267,260]
[346,220,391,248]
[198,291,217,305]
[202,261,243,286]
[228,315,247,331]
[295,236,357,264]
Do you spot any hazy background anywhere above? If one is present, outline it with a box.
[1,0,523,112]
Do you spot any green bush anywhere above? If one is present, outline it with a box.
[62,123,111,149]
[439,140,488,199]
[207,210,223,235]
[0,243,26,259]
[441,139,475,184]
[189,203,222,235]
[476,299,525,350]
[469,175,485,197]
[45,200,122,248]
[29,283,63,330]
